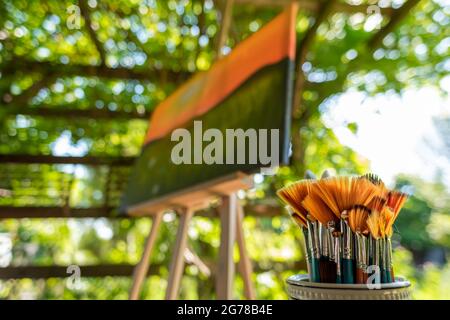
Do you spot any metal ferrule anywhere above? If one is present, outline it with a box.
[380,237,386,270]
[320,223,329,258]
[327,220,336,232]
[386,237,393,272]
[341,219,353,260]
[307,220,320,260]
[312,221,321,260]
[355,233,362,268]
[334,235,342,277]
[327,228,335,262]
[306,221,315,259]
[364,236,370,268]
[373,238,381,267]
[327,220,336,262]
[302,227,311,263]
[356,233,368,270]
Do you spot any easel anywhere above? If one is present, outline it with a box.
[128,172,256,300]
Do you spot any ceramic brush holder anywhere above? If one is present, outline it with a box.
[286,274,411,300]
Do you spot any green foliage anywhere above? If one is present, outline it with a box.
[394,175,450,251]
[393,247,450,299]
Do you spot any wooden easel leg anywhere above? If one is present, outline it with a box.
[216,193,237,299]
[165,208,193,300]
[236,202,256,300]
[129,212,163,300]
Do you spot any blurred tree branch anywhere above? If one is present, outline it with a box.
[78,0,107,64]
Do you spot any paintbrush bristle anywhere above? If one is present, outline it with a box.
[302,190,337,225]
[361,173,389,199]
[284,205,307,227]
[367,210,381,239]
[367,200,397,239]
[387,191,408,216]
[368,196,387,212]
[378,207,389,238]
[276,180,314,222]
[291,211,307,228]
[348,206,371,235]
[375,190,408,237]
[362,173,383,186]
[383,207,396,237]
[311,176,380,218]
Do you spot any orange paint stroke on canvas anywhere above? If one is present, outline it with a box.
[144,4,298,145]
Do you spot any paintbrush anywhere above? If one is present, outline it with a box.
[367,197,392,283]
[326,221,342,284]
[317,169,337,283]
[306,214,321,282]
[285,206,312,278]
[319,222,337,282]
[348,206,371,284]
[379,207,391,283]
[355,231,369,284]
[367,205,395,283]
[277,180,321,282]
[367,196,387,272]
[340,211,354,284]
[302,188,340,283]
[384,190,409,282]
[367,210,382,285]
[361,176,393,284]
[326,221,337,282]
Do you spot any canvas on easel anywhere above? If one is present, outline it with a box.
[122,4,298,300]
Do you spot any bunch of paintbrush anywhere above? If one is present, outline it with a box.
[277,173,408,284]
[366,189,408,283]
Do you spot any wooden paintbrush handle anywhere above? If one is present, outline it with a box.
[363,271,369,284]
[356,268,365,284]
[342,259,355,284]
